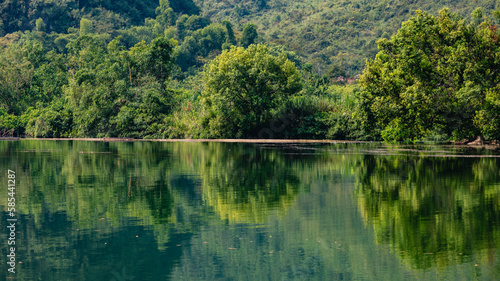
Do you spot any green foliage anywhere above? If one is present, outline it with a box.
[1,0,499,78]
[31,50,69,103]
[35,18,46,32]
[0,0,75,34]
[240,23,258,47]
[474,85,500,140]
[79,18,94,35]
[64,35,176,137]
[0,108,23,136]
[194,0,500,76]
[129,36,177,83]
[1,1,499,141]
[113,80,174,138]
[202,44,302,138]
[276,83,363,140]
[0,0,160,34]
[0,40,35,115]
[24,99,73,137]
[167,0,200,15]
[156,1,176,27]
[279,94,331,139]
[359,9,500,141]
[222,20,237,47]
[176,23,229,71]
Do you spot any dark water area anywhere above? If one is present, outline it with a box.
[0,140,499,280]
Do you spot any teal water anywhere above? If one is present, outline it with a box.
[0,140,499,280]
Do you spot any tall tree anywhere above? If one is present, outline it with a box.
[240,23,258,48]
[358,9,500,141]
[202,44,302,138]
[35,17,45,32]
[79,18,93,35]
[222,20,237,48]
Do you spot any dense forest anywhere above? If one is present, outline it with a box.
[0,0,499,142]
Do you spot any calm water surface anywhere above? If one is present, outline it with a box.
[0,140,500,280]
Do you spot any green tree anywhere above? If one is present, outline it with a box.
[176,23,227,70]
[24,99,73,137]
[240,23,258,47]
[128,36,177,83]
[0,42,35,115]
[222,20,237,48]
[175,14,189,40]
[79,18,93,35]
[474,85,500,140]
[156,0,177,27]
[358,9,500,142]
[35,18,46,32]
[202,44,302,138]
[64,36,175,137]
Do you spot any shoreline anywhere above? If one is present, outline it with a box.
[1,137,369,143]
[1,137,499,148]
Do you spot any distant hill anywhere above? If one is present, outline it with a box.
[1,0,499,75]
[0,0,200,35]
[193,0,500,75]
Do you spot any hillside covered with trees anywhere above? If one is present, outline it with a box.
[0,0,499,142]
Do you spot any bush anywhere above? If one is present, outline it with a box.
[23,100,73,138]
[0,108,23,136]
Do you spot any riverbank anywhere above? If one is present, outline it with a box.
[2,137,369,143]
[3,137,500,150]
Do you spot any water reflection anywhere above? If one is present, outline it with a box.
[355,152,500,269]
[191,143,302,223]
[0,141,499,280]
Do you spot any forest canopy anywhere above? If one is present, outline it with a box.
[0,1,499,142]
